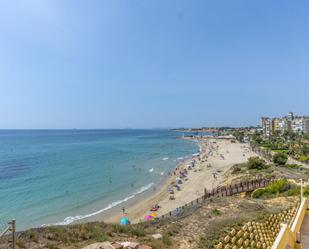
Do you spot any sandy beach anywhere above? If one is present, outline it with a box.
[103,138,256,224]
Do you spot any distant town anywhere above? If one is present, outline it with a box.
[173,112,309,137]
[261,112,309,136]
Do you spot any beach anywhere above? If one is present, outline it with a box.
[102,137,256,224]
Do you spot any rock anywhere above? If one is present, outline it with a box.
[110,242,123,249]
[138,245,152,249]
[120,241,139,249]
[151,233,162,239]
[82,242,113,249]
[99,246,114,249]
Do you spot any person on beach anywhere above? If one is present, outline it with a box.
[122,207,125,215]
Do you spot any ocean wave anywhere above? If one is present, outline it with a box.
[47,183,154,226]
[149,168,154,173]
[160,171,164,175]
[198,143,202,152]
[177,157,184,160]
[162,157,169,161]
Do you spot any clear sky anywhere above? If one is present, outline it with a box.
[0,0,308,129]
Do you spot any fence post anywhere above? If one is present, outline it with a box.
[12,220,15,249]
[8,219,16,249]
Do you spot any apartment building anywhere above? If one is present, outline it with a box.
[261,112,309,136]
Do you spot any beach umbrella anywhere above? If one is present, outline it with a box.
[120,217,130,225]
[149,213,157,217]
[144,215,154,221]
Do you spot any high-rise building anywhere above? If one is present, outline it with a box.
[291,117,304,133]
[272,118,283,133]
[261,112,309,136]
[261,117,272,136]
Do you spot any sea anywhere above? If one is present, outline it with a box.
[0,129,199,230]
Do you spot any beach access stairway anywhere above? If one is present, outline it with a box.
[300,215,309,248]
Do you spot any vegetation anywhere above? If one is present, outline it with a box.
[252,179,309,199]
[284,164,302,169]
[252,179,292,198]
[3,222,154,249]
[247,157,269,170]
[233,130,245,143]
[273,152,288,166]
[211,208,222,216]
[249,129,309,164]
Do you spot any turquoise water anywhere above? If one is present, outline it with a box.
[0,129,198,230]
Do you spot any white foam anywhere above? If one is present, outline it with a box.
[47,182,154,226]
[160,171,164,175]
[198,143,202,152]
[149,168,154,173]
[177,157,184,160]
[162,157,169,161]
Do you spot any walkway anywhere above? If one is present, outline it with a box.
[300,215,309,248]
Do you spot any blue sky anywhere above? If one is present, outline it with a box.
[0,0,308,129]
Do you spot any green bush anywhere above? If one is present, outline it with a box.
[272,149,289,153]
[273,153,288,166]
[211,208,222,216]
[162,233,172,246]
[285,164,302,169]
[251,188,267,198]
[299,155,309,163]
[252,179,293,198]
[247,157,268,170]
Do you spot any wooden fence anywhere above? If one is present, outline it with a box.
[150,177,275,223]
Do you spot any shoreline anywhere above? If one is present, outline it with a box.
[36,137,255,229]
[84,137,256,225]
[39,137,200,228]
[73,139,201,225]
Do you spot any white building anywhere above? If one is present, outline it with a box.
[261,117,272,136]
[261,112,309,136]
[291,117,305,133]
